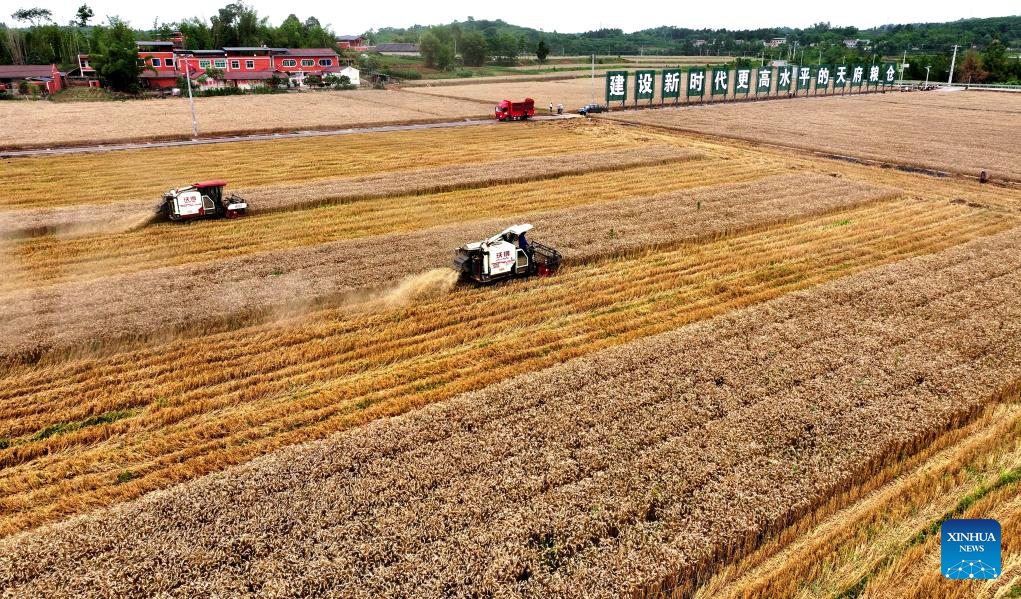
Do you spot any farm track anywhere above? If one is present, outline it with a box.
[2,221,1021,597]
[0,194,1011,535]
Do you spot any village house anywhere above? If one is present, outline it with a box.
[75,32,359,91]
[374,42,420,56]
[0,64,64,94]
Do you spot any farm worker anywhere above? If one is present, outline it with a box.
[549,101,554,114]
[518,230,528,250]
[557,103,564,115]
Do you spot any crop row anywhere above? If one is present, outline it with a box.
[0,120,634,210]
[0,145,700,241]
[0,195,1009,535]
[0,171,882,365]
[3,217,1021,597]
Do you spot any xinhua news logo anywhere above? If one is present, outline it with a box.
[941,519,1001,579]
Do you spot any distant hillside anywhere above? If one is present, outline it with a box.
[372,15,1021,57]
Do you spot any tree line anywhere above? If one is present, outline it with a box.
[0,2,336,67]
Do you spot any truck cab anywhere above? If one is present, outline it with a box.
[495,98,535,121]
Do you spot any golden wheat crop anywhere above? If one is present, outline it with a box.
[0,171,883,364]
[3,225,1021,597]
[0,192,1011,535]
[0,121,635,211]
[0,144,700,240]
[605,91,1021,181]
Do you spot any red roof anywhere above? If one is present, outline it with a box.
[193,180,228,189]
[280,48,338,57]
[0,64,57,79]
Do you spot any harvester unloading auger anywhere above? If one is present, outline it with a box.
[155,180,248,221]
[453,224,562,284]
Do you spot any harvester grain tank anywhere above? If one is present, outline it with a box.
[495,98,535,121]
[453,224,561,283]
[156,180,248,221]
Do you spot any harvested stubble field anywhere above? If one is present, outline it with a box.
[3,226,1021,597]
[2,112,1021,597]
[0,89,488,149]
[604,90,1021,181]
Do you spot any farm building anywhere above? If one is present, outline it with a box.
[336,35,369,50]
[0,64,64,94]
[375,43,420,56]
[79,35,356,90]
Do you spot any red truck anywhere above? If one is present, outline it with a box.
[495,98,535,121]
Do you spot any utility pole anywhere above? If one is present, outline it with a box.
[924,65,931,87]
[899,50,907,86]
[818,48,822,65]
[948,44,959,84]
[183,56,198,138]
[590,53,595,104]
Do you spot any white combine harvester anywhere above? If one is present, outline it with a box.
[452,224,562,284]
[155,180,248,221]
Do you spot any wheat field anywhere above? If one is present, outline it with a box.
[1,98,1020,597]
[0,89,490,149]
[605,90,1021,181]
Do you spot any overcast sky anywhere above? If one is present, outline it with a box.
[17,1,1020,34]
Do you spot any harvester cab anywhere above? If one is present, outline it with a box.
[156,180,248,221]
[453,224,562,284]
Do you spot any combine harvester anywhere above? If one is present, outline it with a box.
[155,180,248,221]
[453,224,561,284]
[494,98,535,121]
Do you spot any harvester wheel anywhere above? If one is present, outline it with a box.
[225,209,243,219]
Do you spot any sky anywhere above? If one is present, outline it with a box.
[15,1,1020,34]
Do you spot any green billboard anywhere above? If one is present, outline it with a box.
[711,67,729,96]
[662,68,681,99]
[687,68,707,97]
[882,63,898,85]
[755,67,773,94]
[834,64,850,88]
[606,70,627,103]
[796,65,812,91]
[815,65,831,92]
[735,68,753,95]
[777,65,794,92]
[635,70,655,101]
[851,64,865,87]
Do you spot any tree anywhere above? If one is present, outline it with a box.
[460,30,488,67]
[11,7,53,27]
[957,49,987,83]
[419,31,440,68]
[277,14,303,47]
[11,7,52,26]
[74,4,93,27]
[982,38,1008,82]
[536,39,549,65]
[92,19,142,93]
[489,31,519,65]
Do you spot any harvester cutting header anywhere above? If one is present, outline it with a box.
[453,224,561,284]
[156,180,248,221]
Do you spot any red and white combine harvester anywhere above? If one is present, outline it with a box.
[155,180,248,221]
[452,224,561,284]
[494,98,535,121]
